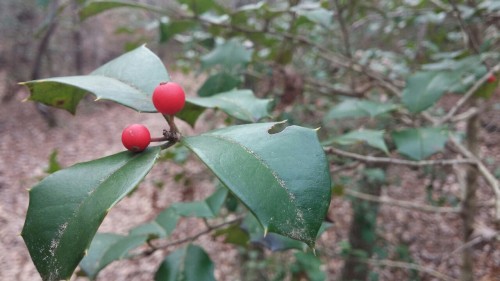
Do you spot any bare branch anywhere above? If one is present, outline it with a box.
[345,189,461,213]
[325,146,476,166]
[437,64,500,125]
[450,136,500,221]
[366,259,458,281]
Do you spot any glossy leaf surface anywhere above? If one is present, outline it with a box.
[392,127,449,160]
[79,233,148,280]
[201,39,252,70]
[330,129,388,154]
[21,45,169,114]
[178,89,272,127]
[22,147,161,281]
[155,244,215,281]
[325,99,397,120]
[182,122,331,246]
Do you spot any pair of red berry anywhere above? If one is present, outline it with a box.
[121,82,185,152]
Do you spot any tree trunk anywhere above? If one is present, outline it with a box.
[460,101,480,281]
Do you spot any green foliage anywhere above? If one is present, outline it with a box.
[392,127,449,160]
[155,244,216,281]
[22,147,161,281]
[182,122,331,247]
[22,45,169,113]
[330,129,389,154]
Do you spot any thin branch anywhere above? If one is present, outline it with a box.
[134,215,244,258]
[448,0,481,54]
[450,136,500,221]
[366,259,458,281]
[437,63,500,125]
[345,189,461,213]
[325,146,476,166]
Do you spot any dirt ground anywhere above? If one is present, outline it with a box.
[0,70,499,280]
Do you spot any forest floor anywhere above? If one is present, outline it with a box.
[0,69,499,280]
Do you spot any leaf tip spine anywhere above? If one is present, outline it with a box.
[263,227,268,237]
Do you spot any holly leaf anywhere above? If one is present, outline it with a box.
[155,244,216,281]
[79,233,148,280]
[80,0,161,20]
[21,147,161,281]
[181,122,331,247]
[21,45,169,114]
[178,89,272,127]
[324,99,397,120]
[201,39,252,70]
[391,127,449,160]
[330,129,388,154]
[197,72,241,97]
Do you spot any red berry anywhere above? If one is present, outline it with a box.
[121,124,151,152]
[487,75,497,83]
[152,82,186,115]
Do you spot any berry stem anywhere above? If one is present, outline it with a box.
[163,114,180,135]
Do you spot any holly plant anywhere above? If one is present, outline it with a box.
[20,45,331,281]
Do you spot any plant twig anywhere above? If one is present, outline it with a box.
[437,64,500,125]
[345,189,461,213]
[450,136,500,221]
[366,258,458,281]
[135,215,244,258]
[325,146,476,166]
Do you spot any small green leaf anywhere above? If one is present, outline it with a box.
[79,233,148,280]
[402,71,459,113]
[172,187,228,218]
[324,99,397,120]
[178,89,272,126]
[155,244,215,281]
[22,147,161,281]
[392,127,449,160]
[201,39,252,70]
[181,122,331,247]
[45,150,62,174]
[159,19,197,43]
[197,72,241,97]
[331,129,388,154]
[214,224,250,246]
[178,0,225,14]
[293,251,326,281]
[243,214,333,252]
[80,0,162,20]
[21,45,169,114]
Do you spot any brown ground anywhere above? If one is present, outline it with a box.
[0,72,499,280]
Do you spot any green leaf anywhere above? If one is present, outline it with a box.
[402,71,460,113]
[213,224,250,247]
[21,45,169,114]
[45,149,62,174]
[178,89,272,127]
[178,0,225,14]
[201,39,252,70]
[79,233,148,280]
[243,213,332,251]
[159,19,197,43]
[403,56,487,113]
[293,251,326,281]
[155,244,215,281]
[391,127,449,160]
[129,187,227,239]
[172,187,228,218]
[181,122,331,247]
[324,99,397,120]
[331,129,388,154]
[80,0,162,20]
[197,72,241,97]
[21,147,161,281]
